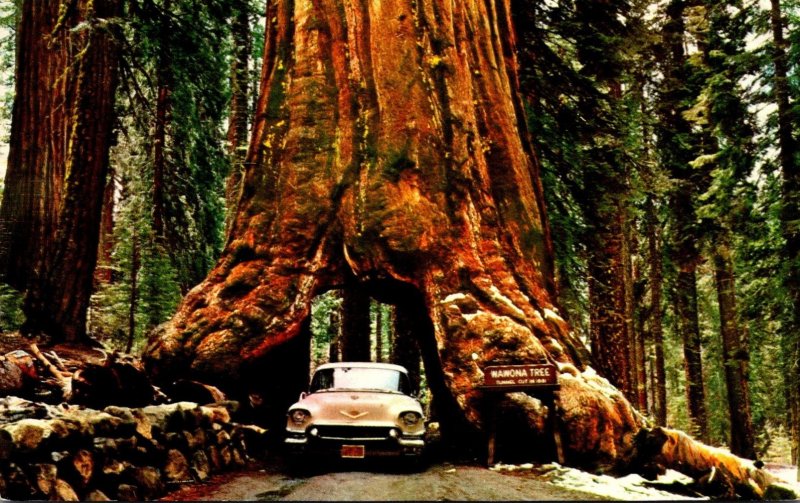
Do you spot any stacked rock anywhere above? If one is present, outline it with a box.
[0,397,267,501]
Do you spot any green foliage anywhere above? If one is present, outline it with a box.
[89,131,182,353]
[310,290,343,363]
[0,0,16,137]
[0,282,23,331]
[121,0,236,292]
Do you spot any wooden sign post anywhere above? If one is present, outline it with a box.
[478,363,564,466]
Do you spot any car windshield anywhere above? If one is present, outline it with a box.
[310,367,411,394]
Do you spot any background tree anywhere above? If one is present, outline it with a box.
[0,0,123,343]
[682,0,757,458]
[225,0,254,233]
[88,0,236,349]
[655,0,710,442]
[766,0,800,468]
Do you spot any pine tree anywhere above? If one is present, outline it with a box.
[655,0,710,442]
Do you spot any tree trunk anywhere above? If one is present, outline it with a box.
[141,0,752,476]
[624,212,647,412]
[126,233,141,354]
[375,302,383,362]
[328,300,341,363]
[646,197,667,426]
[152,0,173,242]
[340,285,371,361]
[0,0,122,343]
[587,201,634,403]
[95,170,116,286]
[658,0,708,443]
[770,0,800,468]
[225,0,252,234]
[391,302,422,394]
[675,260,709,442]
[712,232,756,459]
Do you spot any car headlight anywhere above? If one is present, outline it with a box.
[400,411,421,427]
[290,409,310,424]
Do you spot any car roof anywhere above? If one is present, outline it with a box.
[314,362,409,373]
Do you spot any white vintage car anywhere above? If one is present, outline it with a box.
[285,362,425,461]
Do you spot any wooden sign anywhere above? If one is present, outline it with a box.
[482,363,557,388]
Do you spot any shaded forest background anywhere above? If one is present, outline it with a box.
[0,0,797,469]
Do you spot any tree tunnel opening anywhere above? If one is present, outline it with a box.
[236,276,479,455]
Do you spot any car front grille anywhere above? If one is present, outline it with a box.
[314,425,393,441]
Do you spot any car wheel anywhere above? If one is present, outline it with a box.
[402,454,426,473]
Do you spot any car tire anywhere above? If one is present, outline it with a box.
[402,454,426,473]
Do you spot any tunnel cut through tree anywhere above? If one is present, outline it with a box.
[143,0,785,483]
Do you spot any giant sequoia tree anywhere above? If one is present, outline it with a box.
[0,0,122,342]
[144,0,782,482]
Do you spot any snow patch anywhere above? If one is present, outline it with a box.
[766,465,800,496]
[442,293,467,304]
[492,463,705,500]
[542,308,564,324]
[488,285,526,319]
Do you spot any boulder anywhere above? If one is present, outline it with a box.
[164,449,191,482]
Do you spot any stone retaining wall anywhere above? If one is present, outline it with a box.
[0,397,267,500]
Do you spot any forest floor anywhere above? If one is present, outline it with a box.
[159,459,615,501]
[1,333,797,500]
[159,457,800,501]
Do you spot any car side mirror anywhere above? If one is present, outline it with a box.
[299,391,307,400]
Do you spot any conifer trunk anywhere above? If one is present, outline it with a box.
[375,303,383,362]
[646,197,667,426]
[95,171,116,285]
[340,285,371,361]
[152,0,173,242]
[588,204,634,402]
[659,0,708,443]
[770,0,800,468]
[713,234,756,459]
[392,303,422,394]
[225,0,252,233]
[0,0,122,343]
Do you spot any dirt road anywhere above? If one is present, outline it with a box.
[161,460,608,501]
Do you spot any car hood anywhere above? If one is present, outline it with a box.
[288,390,424,426]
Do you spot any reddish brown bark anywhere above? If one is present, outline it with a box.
[660,0,708,443]
[588,201,634,403]
[0,0,122,343]
[94,170,116,286]
[225,0,252,234]
[145,0,639,469]
[713,233,756,459]
[0,1,69,294]
[645,197,667,426]
[152,0,173,241]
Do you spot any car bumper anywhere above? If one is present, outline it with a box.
[285,432,424,456]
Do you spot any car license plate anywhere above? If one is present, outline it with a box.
[341,445,365,458]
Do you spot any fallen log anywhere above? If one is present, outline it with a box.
[29,344,68,386]
[632,426,793,499]
[69,353,157,408]
[165,379,226,405]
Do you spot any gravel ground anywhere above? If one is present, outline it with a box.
[161,460,610,501]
